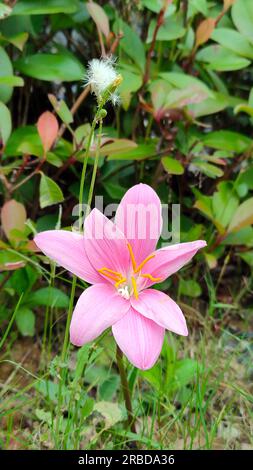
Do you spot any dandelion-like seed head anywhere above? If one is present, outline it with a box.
[85,57,121,105]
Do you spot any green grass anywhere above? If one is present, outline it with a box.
[0,274,252,450]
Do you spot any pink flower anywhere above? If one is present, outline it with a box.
[34,184,206,370]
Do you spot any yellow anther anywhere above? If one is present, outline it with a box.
[131,276,138,300]
[141,273,162,282]
[98,267,122,281]
[114,277,126,288]
[127,243,137,271]
[99,267,122,276]
[134,254,155,274]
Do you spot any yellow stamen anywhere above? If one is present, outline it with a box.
[127,243,137,271]
[141,273,162,282]
[98,267,122,277]
[134,254,155,274]
[131,276,138,299]
[114,277,126,288]
[98,268,121,282]
[99,272,119,281]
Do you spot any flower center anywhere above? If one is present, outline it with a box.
[97,243,161,300]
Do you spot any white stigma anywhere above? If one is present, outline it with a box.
[85,57,120,104]
[118,286,130,300]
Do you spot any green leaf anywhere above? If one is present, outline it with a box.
[147,14,185,42]
[197,45,250,71]
[3,32,29,51]
[4,125,43,157]
[0,102,12,145]
[202,131,252,153]
[228,197,253,233]
[99,376,119,401]
[192,161,224,178]
[179,279,202,297]
[235,167,253,196]
[94,401,124,428]
[118,69,142,109]
[212,182,239,228]
[142,0,176,14]
[39,174,64,208]
[223,227,253,246]
[27,287,69,308]
[170,359,199,391]
[0,4,12,19]
[15,53,85,82]
[161,156,184,175]
[232,0,253,45]
[16,307,35,337]
[48,94,73,124]
[114,20,145,72]
[0,47,13,104]
[103,182,127,200]
[211,28,253,59]
[188,0,208,17]
[107,144,156,161]
[0,76,24,87]
[239,251,253,267]
[160,72,213,97]
[190,92,237,118]
[234,103,253,118]
[12,0,78,15]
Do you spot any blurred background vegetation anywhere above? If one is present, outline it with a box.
[0,0,252,450]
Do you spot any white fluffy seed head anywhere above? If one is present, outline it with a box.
[85,57,120,105]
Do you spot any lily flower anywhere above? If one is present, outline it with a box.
[34,184,206,370]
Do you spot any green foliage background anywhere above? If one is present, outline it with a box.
[0,0,252,450]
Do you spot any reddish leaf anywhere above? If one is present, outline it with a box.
[37,111,59,154]
[195,18,216,49]
[223,0,235,12]
[1,199,26,241]
[86,2,110,38]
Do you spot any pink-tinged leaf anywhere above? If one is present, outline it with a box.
[86,2,110,38]
[0,261,25,271]
[1,199,26,241]
[37,111,59,154]
[25,240,40,252]
[195,18,216,48]
[223,0,235,12]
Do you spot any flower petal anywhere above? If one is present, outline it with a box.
[115,183,162,265]
[140,240,206,288]
[70,284,130,346]
[112,307,164,370]
[131,289,188,336]
[84,208,130,281]
[34,230,101,284]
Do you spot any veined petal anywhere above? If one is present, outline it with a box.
[131,289,188,336]
[34,230,101,284]
[70,284,130,346]
[115,184,162,265]
[112,307,164,370]
[140,240,206,288]
[84,208,131,281]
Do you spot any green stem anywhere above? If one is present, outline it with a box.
[61,276,77,363]
[0,294,23,350]
[55,275,77,447]
[78,118,97,230]
[116,345,136,435]
[86,118,103,215]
